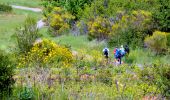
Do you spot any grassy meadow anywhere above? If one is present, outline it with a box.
[0,0,170,99]
[0,0,41,7]
[0,8,42,51]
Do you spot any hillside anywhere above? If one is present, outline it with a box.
[0,0,170,99]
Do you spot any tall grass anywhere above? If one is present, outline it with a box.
[126,48,170,65]
[0,9,41,52]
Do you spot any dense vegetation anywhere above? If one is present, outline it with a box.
[0,0,170,99]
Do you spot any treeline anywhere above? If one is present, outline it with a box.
[42,0,170,54]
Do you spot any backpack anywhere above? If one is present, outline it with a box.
[120,49,125,57]
[124,45,130,54]
[103,48,108,56]
[115,48,121,58]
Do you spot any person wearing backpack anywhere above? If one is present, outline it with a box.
[120,45,125,57]
[114,47,122,64]
[124,45,130,55]
[103,47,109,59]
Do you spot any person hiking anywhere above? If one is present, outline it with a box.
[120,45,125,57]
[103,47,109,59]
[124,45,130,55]
[114,47,122,64]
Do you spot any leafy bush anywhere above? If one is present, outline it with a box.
[167,33,170,47]
[144,31,167,54]
[48,7,75,36]
[0,50,14,97]
[0,4,12,12]
[139,64,170,98]
[109,10,152,47]
[153,0,170,32]
[41,0,93,19]
[16,16,40,54]
[19,87,34,100]
[87,16,112,41]
[18,39,73,68]
[96,69,112,86]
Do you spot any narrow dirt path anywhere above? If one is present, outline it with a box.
[37,20,45,29]
[11,5,42,12]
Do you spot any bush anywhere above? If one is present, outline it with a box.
[48,7,75,36]
[0,4,12,12]
[87,16,112,41]
[153,0,170,32]
[19,87,34,100]
[0,50,14,97]
[144,31,167,54]
[16,16,40,54]
[41,0,93,19]
[167,33,170,47]
[109,10,152,47]
[18,39,73,68]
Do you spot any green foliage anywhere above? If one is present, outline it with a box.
[87,16,112,41]
[16,16,40,54]
[109,10,152,47]
[96,69,112,86]
[82,0,158,20]
[18,39,73,68]
[167,33,170,47]
[153,0,170,32]
[19,87,34,100]
[0,50,14,97]
[145,31,167,54]
[41,0,93,19]
[139,64,170,97]
[0,3,12,12]
[48,7,75,36]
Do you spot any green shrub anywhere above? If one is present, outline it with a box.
[153,0,170,32]
[144,31,167,54]
[109,10,152,47]
[0,50,14,97]
[87,16,112,41]
[167,33,170,47]
[19,86,34,100]
[16,16,40,54]
[18,39,73,68]
[0,4,12,12]
[96,69,112,86]
[48,7,75,36]
[41,0,93,19]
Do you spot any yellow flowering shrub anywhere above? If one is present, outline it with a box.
[117,10,152,31]
[49,7,75,36]
[109,10,152,47]
[87,16,112,41]
[144,31,167,54]
[18,39,73,68]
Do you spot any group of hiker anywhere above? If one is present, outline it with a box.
[103,45,130,64]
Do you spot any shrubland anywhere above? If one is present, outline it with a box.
[0,0,170,99]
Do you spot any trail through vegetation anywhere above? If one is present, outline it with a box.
[0,0,170,99]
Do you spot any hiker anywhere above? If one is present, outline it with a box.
[120,45,125,57]
[114,45,126,64]
[114,47,122,64]
[103,47,109,59]
[124,45,130,55]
